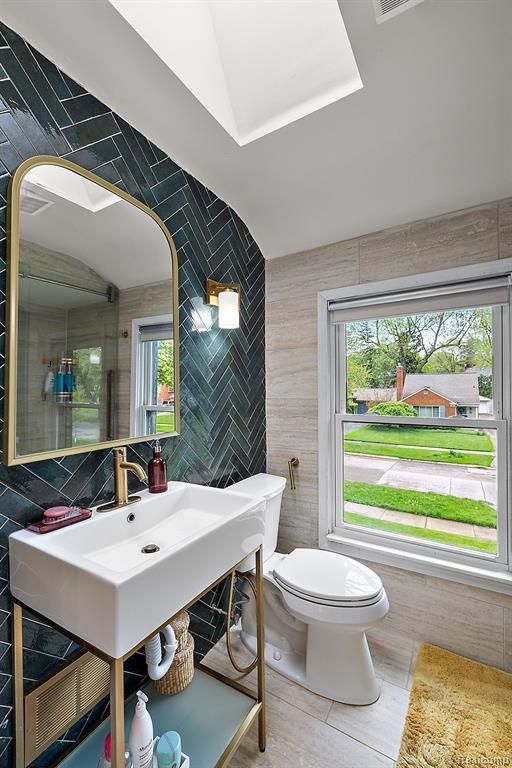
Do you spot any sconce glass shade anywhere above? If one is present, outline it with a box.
[190,296,213,332]
[218,289,239,329]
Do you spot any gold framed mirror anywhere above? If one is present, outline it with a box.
[5,155,179,466]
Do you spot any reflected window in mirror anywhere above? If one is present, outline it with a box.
[71,346,103,447]
[131,317,175,437]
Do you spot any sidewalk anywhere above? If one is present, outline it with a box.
[344,501,497,541]
[345,454,496,506]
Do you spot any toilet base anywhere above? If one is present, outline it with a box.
[240,626,381,705]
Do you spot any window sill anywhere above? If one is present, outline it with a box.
[324,532,512,595]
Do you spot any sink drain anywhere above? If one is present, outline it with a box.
[141,544,160,554]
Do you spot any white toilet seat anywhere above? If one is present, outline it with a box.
[273,548,384,608]
[274,577,384,608]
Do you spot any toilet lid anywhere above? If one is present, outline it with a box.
[273,549,383,605]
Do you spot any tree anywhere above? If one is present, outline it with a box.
[346,308,493,387]
[369,402,416,417]
[347,355,371,395]
[157,340,174,390]
[478,374,492,399]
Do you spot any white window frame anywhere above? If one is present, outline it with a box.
[415,405,440,417]
[318,258,512,594]
[130,314,174,436]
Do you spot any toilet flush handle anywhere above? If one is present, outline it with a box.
[288,457,299,491]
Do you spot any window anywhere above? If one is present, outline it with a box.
[71,346,102,447]
[131,316,175,436]
[415,406,440,417]
[321,267,512,578]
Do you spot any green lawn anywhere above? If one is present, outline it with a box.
[344,480,496,528]
[344,441,494,467]
[344,511,496,554]
[72,407,99,422]
[345,425,493,452]
[156,413,175,433]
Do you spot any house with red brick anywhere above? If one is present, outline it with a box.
[352,366,481,417]
[397,365,480,418]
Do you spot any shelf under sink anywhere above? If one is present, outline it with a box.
[56,668,257,768]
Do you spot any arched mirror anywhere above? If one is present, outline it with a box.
[5,156,179,465]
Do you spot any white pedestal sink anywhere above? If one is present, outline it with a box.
[9,482,265,658]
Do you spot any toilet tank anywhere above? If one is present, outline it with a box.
[229,473,286,563]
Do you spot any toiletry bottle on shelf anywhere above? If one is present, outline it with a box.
[43,362,54,400]
[64,358,74,402]
[98,733,133,768]
[156,732,181,768]
[148,440,167,493]
[54,361,66,403]
[128,691,154,768]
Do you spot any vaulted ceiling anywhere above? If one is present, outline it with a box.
[0,0,510,259]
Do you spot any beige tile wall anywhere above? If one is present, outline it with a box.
[266,197,512,671]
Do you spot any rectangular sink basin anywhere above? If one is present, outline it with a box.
[9,482,265,658]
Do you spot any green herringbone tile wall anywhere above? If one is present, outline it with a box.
[0,20,266,767]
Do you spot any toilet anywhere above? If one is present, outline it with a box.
[230,473,389,705]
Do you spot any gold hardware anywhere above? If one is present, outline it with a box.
[13,602,24,768]
[5,155,181,466]
[205,278,241,308]
[97,447,147,512]
[288,456,299,491]
[110,658,125,768]
[255,546,266,751]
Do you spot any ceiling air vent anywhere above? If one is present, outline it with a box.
[373,0,424,24]
[20,193,53,215]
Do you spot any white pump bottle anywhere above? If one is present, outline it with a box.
[128,691,154,768]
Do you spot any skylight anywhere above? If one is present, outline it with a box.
[25,165,120,212]
[109,0,363,146]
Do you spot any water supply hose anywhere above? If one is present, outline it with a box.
[226,570,258,675]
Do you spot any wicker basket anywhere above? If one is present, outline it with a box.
[171,612,190,653]
[154,631,194,695]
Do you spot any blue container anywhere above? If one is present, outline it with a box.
[156,732,181,768]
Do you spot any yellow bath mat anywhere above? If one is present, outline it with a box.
[397,643,512,768]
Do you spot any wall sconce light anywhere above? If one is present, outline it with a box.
[206,278,241,329]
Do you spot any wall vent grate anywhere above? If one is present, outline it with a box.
[25,652,110,764]
[20,193,53,215]
[373,0,425,23]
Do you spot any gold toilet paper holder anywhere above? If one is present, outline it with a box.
[288,457,299,490]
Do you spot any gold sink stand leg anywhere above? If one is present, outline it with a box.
[110,657,125,768]
[255,546,266,752]
[13,602,24,768]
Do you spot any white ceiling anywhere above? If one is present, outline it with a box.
[21,166,172,289]
[0,0,510,259]
[109,0,362,145]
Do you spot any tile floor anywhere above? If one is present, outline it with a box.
[203,628,417,768]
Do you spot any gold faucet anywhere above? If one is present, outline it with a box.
[97,447,147,512]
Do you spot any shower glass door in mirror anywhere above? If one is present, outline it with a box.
[6,157,179,465]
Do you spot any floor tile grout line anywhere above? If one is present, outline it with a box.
[324,698,335,723]
[322,716,401,763]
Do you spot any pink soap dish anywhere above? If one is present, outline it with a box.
[26,506,92,534]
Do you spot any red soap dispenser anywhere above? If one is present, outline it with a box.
[148,440,168,493]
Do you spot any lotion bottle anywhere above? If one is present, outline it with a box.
[148,440,167,493]
[128,691,154,768]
